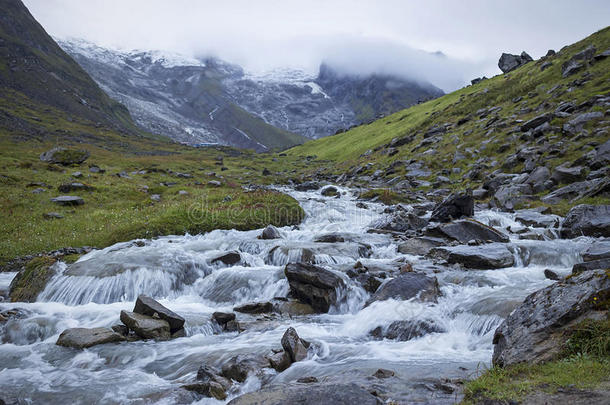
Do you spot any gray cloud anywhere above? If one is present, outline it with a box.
[23,0,610,91]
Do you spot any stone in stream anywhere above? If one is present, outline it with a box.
[430,190,474,223]
[373,369,395,379]
[120,310,171,340]
[281,327,310,363]
[371,208,428,233]
[56,327,125,349]
[367,273,441,305]
[514,209,560,228]
[227,383,380,405]
[560,204,610,238]
[426,219,509,243]
[582,240,610,262]
[271,298,315,316]
[221,354,267,383]
[233,301,273,314]
[370,319,444,341]
[321,186,339,197]
[397,237,445,256]
[492,270,610,367]
[211,251,242,266]
[314,233,346,243]
[294,181,319,191]
[133,295,185,333]
[50,196,84,206]
[284,263,346,313]
[268,350,292,372]
[212,312,236,326]
[572,258,610,274]
[259,225,281,240]
[183,364,232,400]
[9,256,57,303]
[428,244,515,269]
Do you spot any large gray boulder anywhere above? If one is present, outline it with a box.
[50,196,84,206]
[541,179,609,205]
[370,319,444,341]
[228,383,381,405]
[492,270,609,367]
[133,295,184,333]
[498,52,533,73]
[371,209,428,232]
[120,310,171,340]
[429,244,515,269]
[560,204,610,238]
[367,273,440,305]
[56,327,125,349]
[284,263,345,312]
[427,219,509,243]
[397,237,445,256]
[281,327,310,362]
[430,190,474,223]
[514,210,560,228]
[221,354,266,383]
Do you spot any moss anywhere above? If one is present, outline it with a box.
[48,148,89,165]
[9,256,57,302]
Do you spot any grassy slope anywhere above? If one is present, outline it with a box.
[287,27,610,212]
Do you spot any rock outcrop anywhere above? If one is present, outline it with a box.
[430,190,474,223]
[560,204,610,238]
[284,263,345,312]
[498,51,533,73]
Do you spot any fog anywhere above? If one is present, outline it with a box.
[23,0,610,91]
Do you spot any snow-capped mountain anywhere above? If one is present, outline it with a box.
[58,38,444,150]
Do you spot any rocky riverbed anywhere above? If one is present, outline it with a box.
[0,186,608,404]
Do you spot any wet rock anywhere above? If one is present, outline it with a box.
[367,273,440,305]
[296,376,319,383]
[373,368,395,379]
[560,204,610,238]
[9,256,57,302]
[272,299,315,316]
[544,269,561,281]
[572,259,610,274]
[234,301,273,314]
[541,179,610,205]
[268,350,292,372]
[321,186,339,197]
[514,210,560,228]
[212,312,236,326]
[40,147,89,165]
[371,209,428,233]
[197,364,231,389]
[284,263,345,313]
[430,190,474,223]
[582,240,610,262]
[120,310,171,340]
[429,244,515,269]
[354,273,382,293]
[111,324,130,336]
[281,327,310,362]
[498,51,533,73]
[182,382,226,400]
[492,270,609,367]
[133,295,185,333]
[314,233,346,243]
[294,181,319,191]
[227,383,381,405]
[427,219,509,243]
[221,354,266,382]
[50,196,84,206]
[259,225,281,240]
[56,327,125,349]
[211,251,242,266]
[370,319,444,341]
[552,164,585,184]
[398,237,445,256]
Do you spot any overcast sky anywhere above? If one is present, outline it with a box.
[23,0,610,91]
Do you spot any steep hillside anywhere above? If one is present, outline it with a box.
[288,27,610,212]
[0,0,140,138]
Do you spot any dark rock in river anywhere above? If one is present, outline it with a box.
[233,301,273,314]
[430,190,474,223]
[492,270,609,367]
[294,181,319,191]
[281,327,310,362]
[133,295,185,333]
[398,237,445,256]
[221,354,266,383]
[259,225,281,240]
[56,327,125,349]
[560,204,610,238]
[429,244,515,269]
[120,310,171,340]
[370,319,444,341]
[227,383,381,405]
[582,240,610,262]
[211,251,242,266]
[367,273,440,305]
[426,219,509,243]
[284,263,345,313]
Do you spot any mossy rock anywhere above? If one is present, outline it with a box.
[9,256,57,302]
[40,147,90,165]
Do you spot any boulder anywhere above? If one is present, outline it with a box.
[221,354,266,382]
[268,350,292,372]
[492,270,609,367]
[373,368,395,379]
[314,233,346,243]
[212,312,236,326]
[50,196,84,206]
[321,186,339,197]
[284,263,345,313]
[40,147,89,165]
[9,256,57,302]
[233,301,273,314]
[182,382,227,400]
[227,383,380,405]
[281,327,310,362]
[541,179,610,205]
[272,299,315,316]
[133,295,185,333]
[429,244,515,269]
[370,319,444,341]
[514,210,560,228]
[544,269,561,281]
[211,251,242,266]
[259,225,281,240]
[590,140,610,170]
[120,310,171,340]
[398,237,445,256]
[294,181,319,191]
[56,327,125,349]
[582,240,610,262]
[551,164,585,184]
[493,184,532,210]
[367,273,440,305]
[498,52,533,73]
[560,204,610,238]
[520,113,552,132]
[572,259,610,274]
[427,219,509,243]
[58,183,94,193]
[430,190,474,223]
[354,273,382,293]
[371,210,428,232]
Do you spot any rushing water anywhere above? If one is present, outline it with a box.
[0,187,593,404]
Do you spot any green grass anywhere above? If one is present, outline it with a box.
[359,188,413,205]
